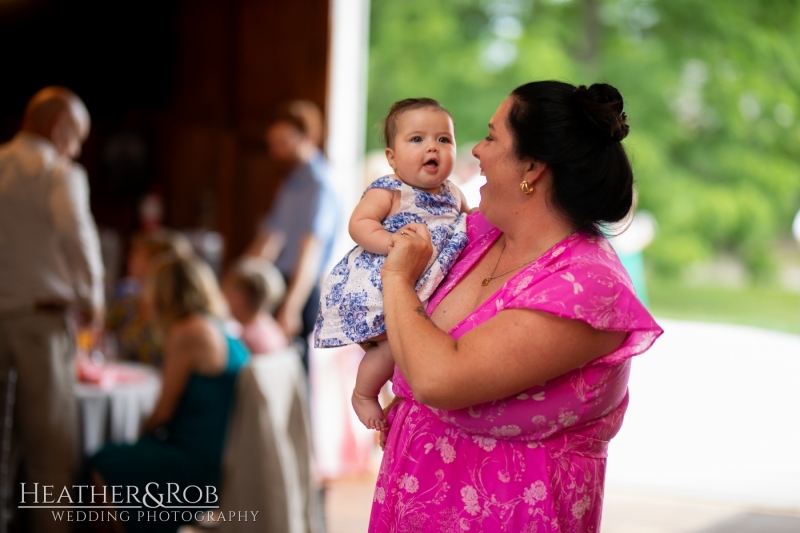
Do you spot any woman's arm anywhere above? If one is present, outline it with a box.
[244,228,285,262]
[381,224,626,411]
[141,323,199,433]
[349,188,396,255]
[277,233,322,336]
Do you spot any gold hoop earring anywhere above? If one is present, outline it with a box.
[520,181,535,195]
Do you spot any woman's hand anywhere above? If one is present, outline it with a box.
[381,223,433,286]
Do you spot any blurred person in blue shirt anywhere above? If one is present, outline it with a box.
[245,100,340,368]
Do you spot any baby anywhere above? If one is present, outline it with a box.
[315,98,470,430]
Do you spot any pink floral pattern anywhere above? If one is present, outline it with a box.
[369,213,663,532]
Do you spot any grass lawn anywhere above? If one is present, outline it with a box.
[647,279,800,335]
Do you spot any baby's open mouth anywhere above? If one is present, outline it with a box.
[423,159,439,169]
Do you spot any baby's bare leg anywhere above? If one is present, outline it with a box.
[352,340,395,431]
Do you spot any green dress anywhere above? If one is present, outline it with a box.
[88,327,249,532]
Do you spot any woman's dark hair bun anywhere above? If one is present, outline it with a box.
[573,83,629,142]
[507,80,634,232]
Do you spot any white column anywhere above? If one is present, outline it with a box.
[326,0,371,268]
[311,0,375,481]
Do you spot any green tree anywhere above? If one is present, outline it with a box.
[367,0,800,280]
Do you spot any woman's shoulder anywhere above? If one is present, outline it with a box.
[505,232,631,299]
[497,232,661,342]
[168,314,215,338]
[553,231,633,283]
[167,315,226,360]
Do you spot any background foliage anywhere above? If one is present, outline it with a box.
[366,0,800,282]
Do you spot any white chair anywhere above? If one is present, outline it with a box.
[218,347,319,533]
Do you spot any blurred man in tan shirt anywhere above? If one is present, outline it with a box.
[0,86,104,532]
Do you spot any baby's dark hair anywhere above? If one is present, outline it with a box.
[507,81,634,234]
[226,258,286,314]
[381,98,453,149]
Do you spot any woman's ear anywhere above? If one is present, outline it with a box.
[524,160,548,185]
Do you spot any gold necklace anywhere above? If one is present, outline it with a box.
[481,228,581,286]
[481,240,537,286]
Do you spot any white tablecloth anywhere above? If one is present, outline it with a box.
[74,363,161,457]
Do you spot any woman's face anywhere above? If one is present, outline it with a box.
[472,97,527,218]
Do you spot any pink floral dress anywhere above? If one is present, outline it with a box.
[369,213,663,533]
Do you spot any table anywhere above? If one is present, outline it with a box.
[74,363,161,457]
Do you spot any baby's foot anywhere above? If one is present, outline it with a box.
[352,390,386,431]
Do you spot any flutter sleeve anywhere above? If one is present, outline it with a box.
[417,221,662,440]
[501,232,663,365]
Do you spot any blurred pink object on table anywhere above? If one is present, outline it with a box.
[76,355,148,389]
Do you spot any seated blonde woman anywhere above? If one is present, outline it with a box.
[87,253,249,533]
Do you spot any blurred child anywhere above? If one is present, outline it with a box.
[222,257,289,355]
[105,228,193,366]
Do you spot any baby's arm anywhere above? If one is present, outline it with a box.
[349,187,396,255]
[451,183,476,214]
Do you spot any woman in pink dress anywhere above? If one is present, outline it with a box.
[371,81,663,532]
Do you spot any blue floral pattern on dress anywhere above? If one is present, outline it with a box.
[314,176,469,347]
[353,251,385,290]
[429,224,451,252]
[324,253,353,308]
[382,212,425,233]
[366,176,402,193]
[414,183,458,216]
[416,214,468,295]
[337,291,372,343]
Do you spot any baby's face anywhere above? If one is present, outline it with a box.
[386,108,456,193]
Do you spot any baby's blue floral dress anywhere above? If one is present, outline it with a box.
[314,176,468,347]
